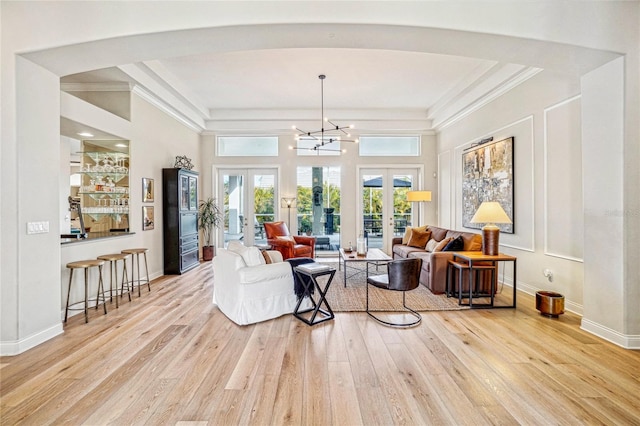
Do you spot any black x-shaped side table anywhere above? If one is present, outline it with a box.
[293,266,336,326]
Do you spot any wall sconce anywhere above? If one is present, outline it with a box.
[280,197,297,225]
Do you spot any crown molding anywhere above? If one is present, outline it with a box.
[205,108,432,133]
[60,82,133,92]
[131,85,204,133]
[118,63,207,132]
[208,108,428,121]
[433,66,542,131]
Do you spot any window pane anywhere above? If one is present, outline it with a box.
[253,173,275,245]
[359,136,420,156]
[297,166,341,253]
[217,136,278,156]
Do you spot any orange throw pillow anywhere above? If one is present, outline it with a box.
[407,229,432,248]
[402,225,428,245]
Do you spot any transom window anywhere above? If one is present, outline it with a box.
[359,136,420,156]
[217,136,279,156]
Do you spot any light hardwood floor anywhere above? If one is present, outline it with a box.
[1,262,639,425]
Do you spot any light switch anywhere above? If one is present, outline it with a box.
[26,221,50,234]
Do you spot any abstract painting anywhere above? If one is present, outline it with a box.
[462,137,514,233]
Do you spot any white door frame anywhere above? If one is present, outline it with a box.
[214,166,280,247]
[356,164,424,253]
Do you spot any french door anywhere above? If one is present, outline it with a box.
[359,168,419,253]
[217,168,278,248]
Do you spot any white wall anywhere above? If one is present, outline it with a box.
[545,96,583,261]
[438,71,585,311]
[14,57,64,350]
[580,58,626,340]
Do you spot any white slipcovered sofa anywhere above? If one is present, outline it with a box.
[212,241,310,325]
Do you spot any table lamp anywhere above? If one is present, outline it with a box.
[470,201,512,255]
[406,190,432,227]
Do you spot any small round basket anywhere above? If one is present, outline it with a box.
[536,291,565,317]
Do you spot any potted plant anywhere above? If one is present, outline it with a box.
[198,197,223,261]
[299,215,312,236]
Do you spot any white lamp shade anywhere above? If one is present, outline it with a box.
[470,201,512,224]
[280,197,297,208]
[406,190,432,202]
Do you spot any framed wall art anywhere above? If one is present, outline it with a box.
[143,206,155,231]
[462,136,514,233]
[142,178,154,202]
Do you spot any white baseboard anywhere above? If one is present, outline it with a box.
[0,323,64,356]
[581,318,640,349]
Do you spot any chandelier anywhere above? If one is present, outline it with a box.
[291,74,358,153]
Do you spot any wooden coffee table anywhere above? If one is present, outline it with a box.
[338,248,392,287]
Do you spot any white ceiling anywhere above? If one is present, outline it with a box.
[61,44,543,134]
[155,48,493,111]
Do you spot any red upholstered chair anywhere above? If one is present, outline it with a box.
[264,221,316,260]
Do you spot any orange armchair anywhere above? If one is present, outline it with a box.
[264,221,316,260]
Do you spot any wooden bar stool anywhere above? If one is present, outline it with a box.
[121,248,150,296]
[97,253,130,308]
[65,259,107,323]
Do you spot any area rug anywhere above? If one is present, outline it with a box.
[317,263,469,312]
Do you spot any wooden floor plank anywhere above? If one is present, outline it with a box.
[328,361,363,425]
[302,325,332,425]
[270,320,307,425]
[357,314,431,424]
[340,313,381,388]
[225,320,273,390]
[385,342,457,424]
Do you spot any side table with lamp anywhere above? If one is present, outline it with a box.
[447,201,517,308]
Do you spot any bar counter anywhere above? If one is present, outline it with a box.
[61,231,135,245]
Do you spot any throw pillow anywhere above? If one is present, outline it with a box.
[425,238,439,252]
[443,235,464,251]
[434,237,453,252]
[407,229,432,248]
[227,240,245,254]
[468,236,482,251]
[276,235,295,242]
[238,246,265,266]
[402,227,413,245]
[262,250,273,264]
[402,225,428,245]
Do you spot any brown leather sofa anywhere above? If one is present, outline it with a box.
[392,225,484,294]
